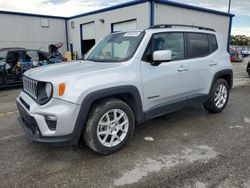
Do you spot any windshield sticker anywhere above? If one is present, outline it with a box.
[124,32,141,37]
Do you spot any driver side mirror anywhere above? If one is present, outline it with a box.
[152,50,172,66]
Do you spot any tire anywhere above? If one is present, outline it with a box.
[83,98,135,155]
[204,79,229,113]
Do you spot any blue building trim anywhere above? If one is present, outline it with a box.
[65,20,69,51]
[0,10,66,19]
[227,16,233,52]
[156,0,234,17]
[68,0,148,20]
[150,0,155,26]
[80,24,83,57]
[0,0,234,20]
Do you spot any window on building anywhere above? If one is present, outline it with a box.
[41,19,49,28]
[71,21,75,29]
[188,33,210,58]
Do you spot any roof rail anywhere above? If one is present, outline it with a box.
[148,24,215,32]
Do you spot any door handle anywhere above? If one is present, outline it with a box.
[178,65,189,72]
[209,61,217,66]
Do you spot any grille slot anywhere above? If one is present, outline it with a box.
[23,76,38,99]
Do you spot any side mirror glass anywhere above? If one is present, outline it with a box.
[152,50,172,65]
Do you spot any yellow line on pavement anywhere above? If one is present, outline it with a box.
[0,111,19,117]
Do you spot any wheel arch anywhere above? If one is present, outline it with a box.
[211,69,233,91]
[70,85,144,145]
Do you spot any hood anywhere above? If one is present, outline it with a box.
[24,60,122,82]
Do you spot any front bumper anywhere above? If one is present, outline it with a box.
[16,91,81,145]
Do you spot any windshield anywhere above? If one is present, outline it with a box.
[85,31,144,62]
[0,51,7,62]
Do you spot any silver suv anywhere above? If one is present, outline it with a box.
[16,25,233,154]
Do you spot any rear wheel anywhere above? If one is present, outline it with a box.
[84,98,135,155]
[204,79,229,113]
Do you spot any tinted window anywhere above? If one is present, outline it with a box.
[209,34,218,52]
[188,33,210,58]
[144,32,184,61]
[26,51,38,59]
[0,51,7,62]
[6,51,19,63]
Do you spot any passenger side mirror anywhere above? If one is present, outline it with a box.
[152,50,172,66]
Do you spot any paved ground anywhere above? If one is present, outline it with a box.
[0,57,250,188]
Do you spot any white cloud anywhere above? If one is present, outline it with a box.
[0,0,128,17]
[232,27,250,36]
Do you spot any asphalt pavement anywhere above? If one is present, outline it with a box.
[0,57,250,188]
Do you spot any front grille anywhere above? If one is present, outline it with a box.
[23,76,38,99]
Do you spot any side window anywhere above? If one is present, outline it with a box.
[25,51,38,61]
[6,51,19,64]
[144,32,185,61]
[188,33,210,58]
[209,34,218,52]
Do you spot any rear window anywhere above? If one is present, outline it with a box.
[188,33,210,58]
[209,34,218,52]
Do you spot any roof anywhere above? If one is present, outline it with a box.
[157,0,234,17]
[0,47,26,51]
[0,10,66,19]
[0,0,234,20]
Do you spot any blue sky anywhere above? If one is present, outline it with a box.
[0,0,249,36]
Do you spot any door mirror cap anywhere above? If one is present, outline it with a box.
[152,50,172,63]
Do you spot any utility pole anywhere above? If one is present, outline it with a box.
[228,0,231,13]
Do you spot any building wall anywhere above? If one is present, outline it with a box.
[67,2,151,57]
[0,14,67,53]
[154,3,230,48]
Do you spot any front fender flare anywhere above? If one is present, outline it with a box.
[70,85,144,145]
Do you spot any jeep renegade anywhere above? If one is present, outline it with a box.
[16,25,233,154]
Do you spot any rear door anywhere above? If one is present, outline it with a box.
[182,32,214,99]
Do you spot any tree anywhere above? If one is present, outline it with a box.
[230,35,250,46]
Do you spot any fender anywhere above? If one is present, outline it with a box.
[70,85,144,145]
[211,69,233,90]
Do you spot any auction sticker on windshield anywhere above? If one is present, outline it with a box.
[124,32,141,37]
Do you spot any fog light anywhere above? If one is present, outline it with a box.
[45,115,57,131]
[45,115,57,121]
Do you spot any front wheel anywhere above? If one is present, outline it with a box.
[204,79,229,113]
[84,98,135,155]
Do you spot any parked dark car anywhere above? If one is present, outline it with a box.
[247,61,250,77]
[0,48,63,88]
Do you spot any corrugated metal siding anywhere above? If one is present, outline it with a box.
[67,2,150,57]
[0,14,67,53]
[154,3,230,48]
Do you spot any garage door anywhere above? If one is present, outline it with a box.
[112,20,137,32]
[81,22,96,55]
[81,22,95,40]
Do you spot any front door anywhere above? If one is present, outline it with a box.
[141,32,190,113]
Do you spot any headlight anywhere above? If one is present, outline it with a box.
[23,77,53,105]
[45,82,52,97]
[36,82,53,105]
